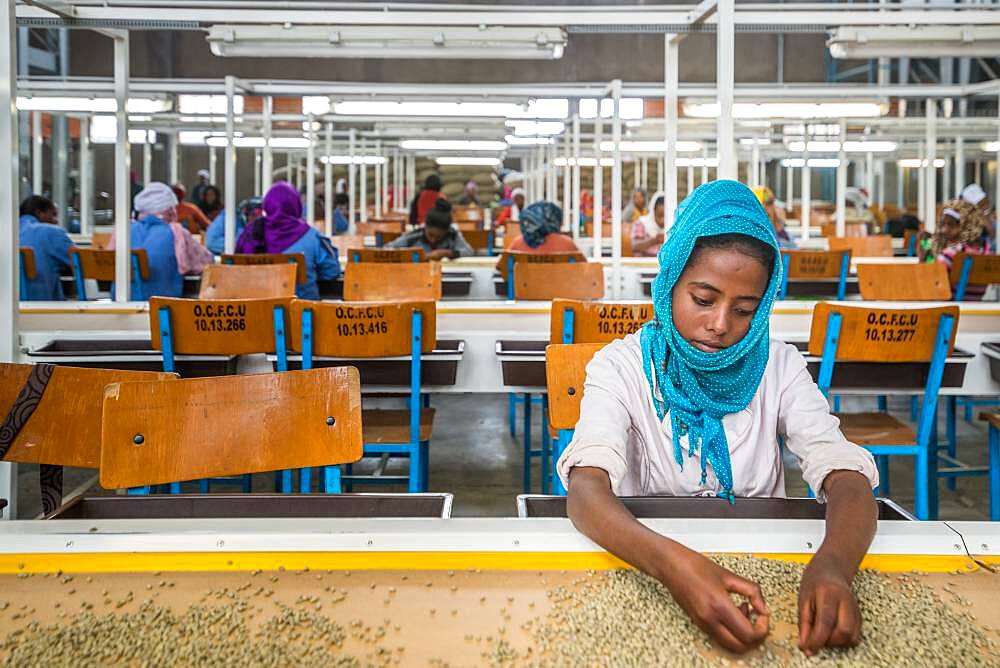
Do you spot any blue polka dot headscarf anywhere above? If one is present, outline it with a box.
[639,180,783,502]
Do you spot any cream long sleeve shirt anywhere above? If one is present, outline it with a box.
[556,333,879,501]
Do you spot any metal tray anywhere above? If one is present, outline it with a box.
[517,495,914,520]
[276,340,465,386]
[46,493,453,519]
[442,271,473,298]
[983,342,1000,383]
[495,340,548,388]
[792,341,973,389]
[27,338,236,377]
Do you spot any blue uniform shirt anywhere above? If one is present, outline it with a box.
[281,228,341,299]
[19,214,73,301]
[334,208,349,234]
[130,215,183,299]
[205,211,246,255]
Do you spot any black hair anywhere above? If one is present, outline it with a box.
[652,195,665,210]
[424,174,443,191]
[19,195,55,218]
[687,233,775,280]
[425,198,453,230]
[333,193,349,207]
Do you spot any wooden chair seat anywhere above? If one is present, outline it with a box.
[836,412,915,446]
[362,408,435,443]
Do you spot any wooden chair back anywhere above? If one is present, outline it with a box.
[0,363,173,469]
[545,343,605,430]
[99,368,362,489]
[820,221,868,238]
[502,231,518,250]
[453,206,484,226]
[374,231,404,247]
[497,251,588,281]
[198,263,297,299]
[149,297,292,355]
[289,300,436,358]
[357,221,406,236]
[69,248,151,281]
[782,249,852,279]
[807,302,959,362]
[463,229,495,255]
[514,263,605,300]
[18,248,37,280]
[827,235,893,257]
[949,253,1000,288]
[456,221,480,232]
[329,234,365,259]
[349,247,426,263]
[550,298,653,344]
[343,262,442,302]
[221,253,307,285]
[91,232,113,250]
[857,263,951,301]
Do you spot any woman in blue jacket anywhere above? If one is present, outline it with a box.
[205,197,260,255]
[18,195,74,301]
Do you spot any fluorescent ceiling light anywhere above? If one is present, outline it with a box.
[504,135,553,146]
[783,123,841,137]
[983,141,1000,153]
[400,139,507,151]
[506,120,565,136]
[207,25,567,60]
[205,136,312,149]
[685,102,884,119]
[436,156,501,167]
[554,157,615,167]
[599,140,702,153]
[302,96,331,115]
[579,98,644,121]
[178,94,245,116]
[334,99,567,119]
[88,116,156,144]
[829,26,1000,59]
[898,158,946,168]
[320,155,386,165]
[842,141,897,153]
[16,96,170,113]
[739,138,772,146]
[179,131,210,145]
[781,158,842,168]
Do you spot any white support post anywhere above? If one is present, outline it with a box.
[359,139,368,223]
[897,162,904,209]
[348,129,356,229]
[209,147,217,184]
[306,113,316,225]
[0,0,19,518]
[785,162,793,208]
[381,142,388,216]
[641,157,648,192]
[169,131,179,185]
[750,143,760,188]
[801,143,811,241]
[374,139,382,217]
[253,149,261,197]
[548,142,558,204]
[876,159,885,209]
[262,96,273,193]
[686,164,694,197]
[593,111,603,261]
[716,0,736,180]
[664,33,679,226]
[285,152,293,183]
[562,136,571,231]
[865,150,875,203]
[955,135,965,198]
[142,139,151,186]
[611,80,623,298]
[835,121,847,237]
[79,117,92,238]
[917,143,926,226]
[31,110,42,194]
[701,145,709,185]
[324,122,333,236]
[658,157,665,195]
[633,156,640,191]
[223,75,237,254]
[113,32,131,303]
[926,100,937,233]
[571,115,581,240]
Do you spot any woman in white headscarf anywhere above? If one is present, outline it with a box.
[631,191,666,256]
[495,187,525,228]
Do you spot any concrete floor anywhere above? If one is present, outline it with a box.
[12,393,997,521]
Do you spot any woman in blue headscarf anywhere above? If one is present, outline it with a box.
[557,180,879,657]
[509,201,578,253]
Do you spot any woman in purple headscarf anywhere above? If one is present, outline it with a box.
[235,181,341,299]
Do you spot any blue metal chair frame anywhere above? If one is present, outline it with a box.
[72,251,145,301]
[129,302,289,495]
[18,251,29,300]
[291,306,427,494]
[350,249,421,263]
[779,251,849,302]
[906,232,918,257]
[985,419,1000,521]
[816,309,955,520]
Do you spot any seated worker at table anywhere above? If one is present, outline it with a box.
[205,196,261,255]
[197,185,223,222]
[623,188,648,224]
[558,180,879,657]
[387,199,474,260]
[494,187,525,229]
[919,199,994,300]
[118,182,214,298]
[508,202,579,253]
[332,193,350,234]
[235,181,341,300]
[409,173,445,227]
[19,195,74,301]
[631,192,666,257]
[752,186,795,249]
[171,183,211,234]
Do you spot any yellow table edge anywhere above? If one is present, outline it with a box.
[0,552,987,574]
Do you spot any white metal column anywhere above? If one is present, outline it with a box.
[592,112,603,261]
[835,122,847,237]
[801,145,811,242]
[611,80,623,297]
[701,145,709,185]
[562,136,571,231]
[686,164,693,197]
[169,131,179,185]
[324,122,333,236]
[359,138,367,223]
[374,139,383,217]
[209,147,217,184]
[262,96,273,193]
[0,0,19,519]
[664,34,679,226]
[750,144,760,188]
[31,110,42,194]
[223,75,237,254]
[865,150,875,203]
[348,129,356,229]
[876,159,885,209]
[142,140,151,186]
[716,0,736,180]
[917,144,926,226]
[786,162,794,207]
[381,142,388,216]
[113,32,131,303]
[79,116,92,238]
[571,115,581,241]
[925,101,937,233]
[253,149,261,196]
[306,113,316,225]
[897,162,905,209]
[955,135,965,198]
[548,143,558,204]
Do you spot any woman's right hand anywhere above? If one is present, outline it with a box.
[658,542,771,654]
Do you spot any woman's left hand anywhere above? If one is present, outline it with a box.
[797,552,861,656]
